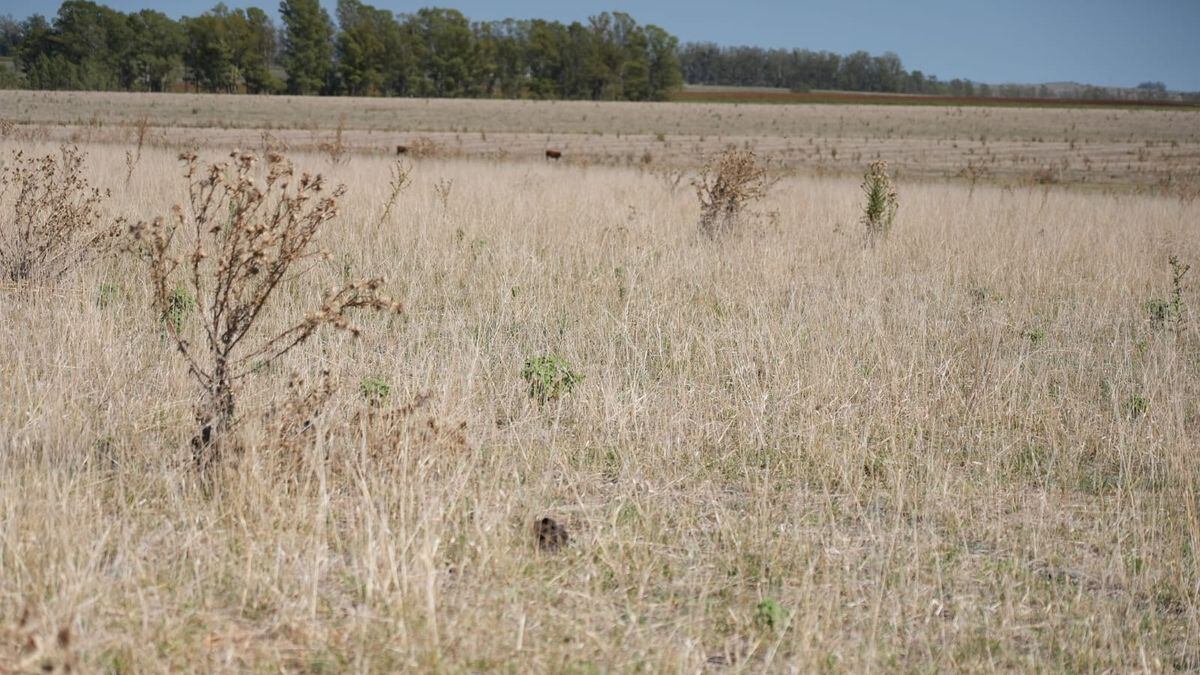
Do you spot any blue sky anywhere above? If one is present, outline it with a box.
[3,0,1197,90]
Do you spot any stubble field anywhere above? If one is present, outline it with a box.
[1,92,1199,672]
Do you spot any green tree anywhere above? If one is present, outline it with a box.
[335,0,398,95]
[482,19,527,97]
[587,13,623,99]
[280,0,333,94]
[182,9,235,92]
[228,7,279,93]
[407,8,476,97]
[52,0,130,89]
[126,9,184,91]
[644,24,681,100]
[614,13,650,101]
[525,19,565,98]
[0,15,23,57]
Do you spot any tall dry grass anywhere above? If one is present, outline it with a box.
[1,139,1198,671]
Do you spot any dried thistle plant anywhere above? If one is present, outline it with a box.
[129,150,402,466]
[317,117,349,165]
[352,390,469,469]
[959,160,991,199]
[861,159,899,247]
[653,166,687,194]
[0,145,123,283]
[407,136,439,159]
[261,370,336,470]
[434,177,454,210]
[0,607,77,674]
[123,116,153,186]
[376,159,412,228]
[693,148,769,238]
[260,130,290,155]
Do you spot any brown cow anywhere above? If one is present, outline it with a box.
[545,149,562,161]
[396,145,409,155]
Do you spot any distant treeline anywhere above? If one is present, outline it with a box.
[0,1,1193,103]
[679,43,1199,103]
[0,0,683,100]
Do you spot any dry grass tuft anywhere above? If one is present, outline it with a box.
[407,136,440,159]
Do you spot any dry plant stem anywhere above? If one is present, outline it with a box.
[0,145,122,283]
[693,148,768,238]
[318,116,349,165]
[131,150,401,458]
[124,116,152,186]
[376,159,413,228]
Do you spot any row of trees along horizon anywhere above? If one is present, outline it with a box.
[0,0,1189,102]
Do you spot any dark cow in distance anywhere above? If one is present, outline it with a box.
[396,145,408,155]
[545,149,562,161]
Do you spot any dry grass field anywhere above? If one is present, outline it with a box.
[1,92,1199,672]
[2,90,1200,191]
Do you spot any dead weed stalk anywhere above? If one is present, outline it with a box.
[693,148,769,238]
[129,150,401,468]
[0,145,123,283]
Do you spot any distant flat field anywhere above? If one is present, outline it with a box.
[2,90,1198,188]
[674,85,1200,109]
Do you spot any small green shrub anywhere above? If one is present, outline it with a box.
[1168,255,1189,335]
[1024,327,1046,346]
[861,159,899,246]
[97,283,122,307]
[1146,298,1170,327]
[1124,393,1149,419]
[1147,256,1190,335]
[522,355,584,403]
[165,286,195,334]
[754,598,786,632]
[359,377,391,407]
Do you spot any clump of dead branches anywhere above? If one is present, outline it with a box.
[129,150,401,468]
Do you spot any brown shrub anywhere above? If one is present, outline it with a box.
[693,148,769,238]
[0,146,122,283]
[129,150,402,468]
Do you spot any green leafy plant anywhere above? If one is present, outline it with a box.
[1146,298,1171,327]
[522,355,584,403]
[1146,256,1190,336]
[164,286,195,334]
[96,283,123,308]
[1124,393,1149,419]
[754,598,786,632]
[359,377,391,407]
[1024,327,1046,346]
[1168,255,1189,336]
[861,159,899,246]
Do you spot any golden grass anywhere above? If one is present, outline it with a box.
[3,90,1200,189]
[1,109,1199,671]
